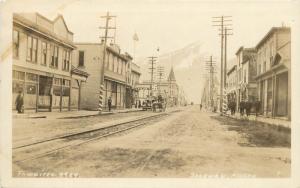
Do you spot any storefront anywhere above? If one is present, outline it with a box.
[12,70,71,112]
[275,71,288,117]
[103,79,126,110]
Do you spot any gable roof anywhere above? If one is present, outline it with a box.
[255,27,290,50]
[53,14,73,34]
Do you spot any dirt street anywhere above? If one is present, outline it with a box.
[13,106,290,178]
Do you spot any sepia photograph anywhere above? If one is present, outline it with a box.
[1,0,300,187]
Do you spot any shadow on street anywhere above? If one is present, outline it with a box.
[210,115,290,148]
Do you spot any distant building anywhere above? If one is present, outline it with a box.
[234,46,257,110]
[226,65,237,104]
[158,67,179,106]
[74,43,134,110]
[137,67,181,107]
[12,13,88,112]
[130,62,141,107]
[255,27,291,119]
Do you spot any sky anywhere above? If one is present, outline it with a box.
[1,0,298,103]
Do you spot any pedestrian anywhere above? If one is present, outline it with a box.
[232,101,236,115]
[200,104,202,111]
[240,100,244,116]
[15,91,24,113]
[108,96,112,112]
[255,98,261,117]
[245,100,251,117]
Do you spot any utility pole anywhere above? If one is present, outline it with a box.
[148,56,157,96]
[98,12,116,113]
[224,27,233,89]
[212,15,232,115]
[157,66,164,95]
[205,56,216,110]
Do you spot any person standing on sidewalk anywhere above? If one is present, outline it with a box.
[15,91,24,113]
[245,100,251,117]
[240,100,245,116]
[255,98,261,117]
[108,96,112,112]
[200,104,202,111]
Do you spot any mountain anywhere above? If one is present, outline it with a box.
[137,41,218,104]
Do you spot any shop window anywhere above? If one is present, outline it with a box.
[79,51,84,67]
[41,42,47,65]
[62,87,70,96]
[53,86,61,96]
[26,84,36,94]
[111,82,117,92]
[63,79,70,87]
[13,82,24,93]
[26,73,38,82]
[54,78,61,85]
[13,30,19,58]
[13,70,25,81]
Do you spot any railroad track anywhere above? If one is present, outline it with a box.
[13,110,181,163]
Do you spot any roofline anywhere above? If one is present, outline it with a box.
[74,42,102,45]
[227,65,237,75]
[235,46,243,55]
[13,18,76,49]
[53,14,74,34]
[255,27,291,50]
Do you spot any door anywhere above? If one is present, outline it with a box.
[276,72,288,116]
[38,75,52,111]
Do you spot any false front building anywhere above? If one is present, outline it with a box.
[12,13,88,112]
[74,43,137,110]
[255,27,291,120]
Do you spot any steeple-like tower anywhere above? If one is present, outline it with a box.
[167,66,176,82]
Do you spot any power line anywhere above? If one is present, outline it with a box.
[148,56,157,96]
[98,12,116,113]
[212,15,233,115]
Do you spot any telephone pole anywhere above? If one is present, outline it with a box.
[98,12,116,113]
[224,27,233,89]
[205,56,217,110]
[157,66,164,95]
[212,15,232,115]
[148,56,157,96]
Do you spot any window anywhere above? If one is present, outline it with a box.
[63,50,70,71]
[109,53,113,71]
[51,45,59,68]
[114,56,118,73]
[270,42,274,65]
[258,64,261,75]
[79,51,84,67]
[63,79,70,87]
[105,52,109,69]
[26,84,36,94]
[13,70,25,80]
[244,69,246,82]
[32,38,38,62]
[263,61,266,73]
[26,36,32,61]
[13,30,19,58]
[41,42,47,65]
[26,36,38,62]
[26,73,38,82]
[118,58,122,74]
